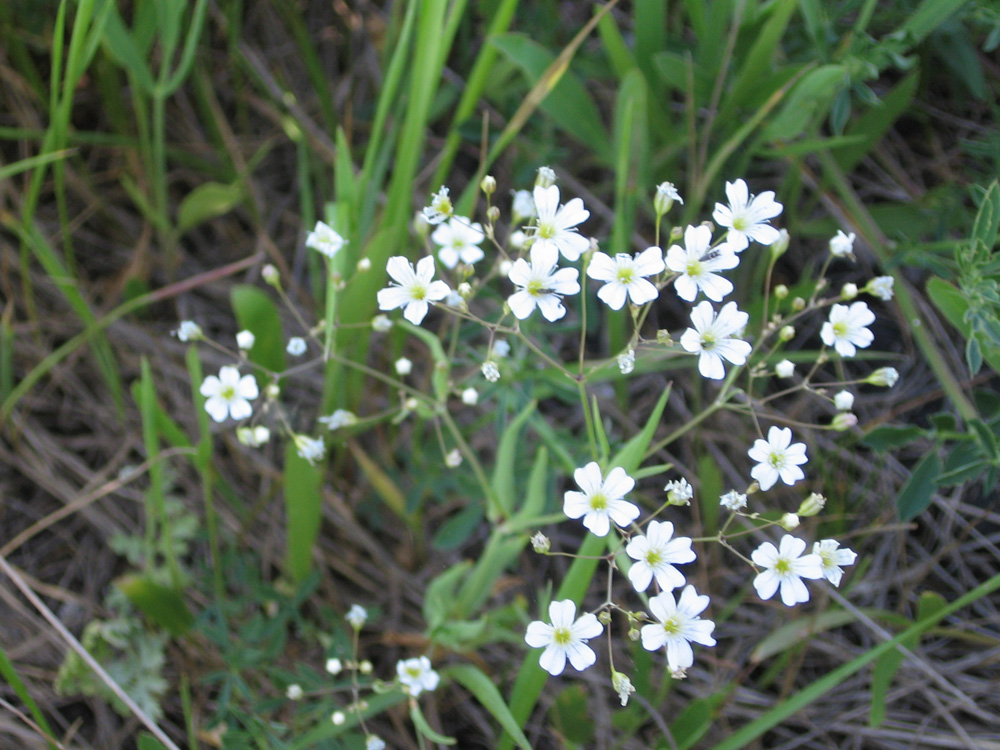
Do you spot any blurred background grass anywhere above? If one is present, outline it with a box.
[1,1,999,748]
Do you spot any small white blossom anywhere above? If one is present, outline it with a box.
[664,478,693,506]
[357,257,371,272]
[236,425,270,447]
[482,360,500,382]
[366,737,386,750]
[834,390,855,411]
[867,275,894,300]
[396,656,440,697]
[493,340,511,358]
[531,531,551,553]
[868,366,899,387]
[530,185,590,261]
[665,225,739,302]
[395,357,413,376]
[832,412,858,430]
[377,256,451,325]
[507,243,580,321]
[680,301,752,380]
[524,600,603,676]
[841,282,859,300]
[286,684,303,700]
[509,229,527,250]
[712,179,783,251]
[612,671,635,706]
[813,539,858,586]
[829,229,856,258]
[174,320,202,342]
[318,409,358,430]
[445,449,462,468]
[798,492,826,517]
[286,337,307,356]
[331,711,346,726]
[512,190,536,223]
[293,434,325,464]
[306,221,346,258]
[236,330,255,350]
[618,349,636,375]
[262,264,280,285]
[654,182,683,216]
[432,217,485,268]
[200,366,258,422]
[720,490,747,511]
[535,166,557,187]
[775,359,794,378]
[359,660,373,674]
[371,314,393,332]
[625,520,696,592]
[587,246,665,310]
[346,605,367,629]
[748,426,808,491]
[751,535,824,606]
[821,302,876,357]
[780,512,800,531]
[326,658,343,675]
[264,383,280,399]
[640,586,716,674]
[461,387,478,405]
[422,186,453,225]
[563,462,640,537]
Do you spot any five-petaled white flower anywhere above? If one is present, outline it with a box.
[524,599,603,676]
[821,302,875,357]
[396,656,440,697]
[293,434,325,464]
[712,179,783,251]
[286,337,307,356]
[530,185,590,261]
[377,256,451,325]
[174,320,201,342]
[200,366,258,423]
[665,225,739,302]
[563,462,640,537]
[625,521,696,592]
[748,426,808,491]
[640,586,716,675]
[867,275,894,301]
[680,301,752,380]
[829,229,856,258]
[720,490,747,511]
[432,217,485,268]
[422,186,453,225]
[812,539,858,586]
[751,535,824,606]
[345,604,368,629]
[306,221,346,258]
[586,246,664,310]
[507,243,580,321]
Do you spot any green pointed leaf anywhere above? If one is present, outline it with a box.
[446,664,532,749]
[410,702,456,745]
[116,575,193,636]
[283,442,322,583]
[177,181,244,234]
[896,451,941,521]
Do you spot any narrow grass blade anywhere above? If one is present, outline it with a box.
[0,644,58,750]
[446,664,532,749]
[283,442,322,583]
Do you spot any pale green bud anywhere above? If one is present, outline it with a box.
[797,492,826,517]
[480,174,497,195]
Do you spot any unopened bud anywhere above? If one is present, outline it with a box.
[598,610,613,625]
[774,284,789,300]
[798,492,826,517]
[535,166,556,188]
[480,175,497,195]
[612,671,636,707]
[656,329,672,345]
[356,257,371,272]
[867,367,899,387]
[654,181,683,216]
[531,532,550,553]
[262,264,280,286]
[780,512,800,531]
[792,297,806,311]
[771,228,790,260]
[487,205,500,223]
[832,412,858,431]
[841,282,858,300]
[779,325,795,342]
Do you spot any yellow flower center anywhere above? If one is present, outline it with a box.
[552,626,572,645]
[589,493,608,511]
[685,259,703,277]
[537,221,556,239]
[617,267,635,285]
[221,385,236,400]
[646,549,662,566]
[700,332,717,351]
[527,279,547,297]
[832,321,848,337]
[774,558,791,574]
[662,616,680,635]
[411,284,427,301]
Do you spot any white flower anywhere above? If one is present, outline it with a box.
[524,599,603,676]
[841,282,859,300]
[371,314,393,332]
[236,425,270,447]
[445,449,462,468]
[748,426,808,491]
[530,185,590,261]
[174,320,201,342]
[512,190,536,223]
[509,229,527,250]
[326,658,343,675]
[587,246,665,309]
[331,711,346,725]
[306,221,346,258]
[829,229,856,258]
[679,301,752,380]
[612,671,635,706]
[665,225,739,302]
[422,186,453,224]
[395,357,412,376]
[461,387,478,405]
[507,243,580,321]
[286,337,307,356]
[357,257,371,272]
[640,586,716,674]
[536,166,557,187]
[396,656,440,697]
[617,349,635,375]
[867,275,894,301]
[720,490,747,511]
[293,434,325,464]
[531,531,550,553]
[751,535,824,606]
[625,520,696,592]
[834,390,854,411]
[286,684,303,700]
[775,359,794,378]
[812,539,858,586]
[482,360,500,382]
[493,340,511,358]
[200,366,258,422]
[780,512,800,531]
[346,604,367,629]
[432,217,485,268]
[236,330,255,350]
[366,737,386,750]
[377,256,451,325]
[318,409,358,430]
[821,302,875,357]
[712,179,783,251]
[868,366,899,387]
[664,478,693,506]
[654,182,683,216]
[563,462,640,537]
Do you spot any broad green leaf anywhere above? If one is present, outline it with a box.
[897,0,967,46]
[446,664,532,749]
[230,284,287,379]
[863,424,926,453]
[512,446,549,524]
[423,561,472,629]
[896,451,941,521]
[617,383,671,473]
[177,181,244,234]
[116,575,194,636]
[137,734,169,750]
[283,442,322,583]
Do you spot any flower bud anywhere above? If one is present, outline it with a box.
[832,412,858,431]
[286,684,303,700]
[833,390,854,411]
[326,658,343,675]
[236,330,255,350]
[535,166,556,188]
[512,190,535,223]
[867,367,899,387]
[482,360,500,383]
[509,230,527,250]
[445,449,462,468]
[775,359,794,378]
[359,660,373,674]
[841,282,858,300]
[262,264,280,286]
[656,329,672,345]
[779,325,795,342]
[598,610,613,625]
[331,711,346,726]
[461,387,478,405]
[618,349,636,375]
[487,205,500,223]
[654,181,683,216]
[395,357,412,376]
[669,225,684,242]
[414,211,432,239]
[866,275,894,301]
[792,296,806,311]
[774,284,789,300]
[797,492,826,517]
[372,314,392,332]
[829,229,856,258]
[480,174,497,195]
[530,531,550,554]
[664,478,693,506]
[771,228,790,260]
[779,512,800,531]
[356,257,371,272]
[265,383,281,399]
